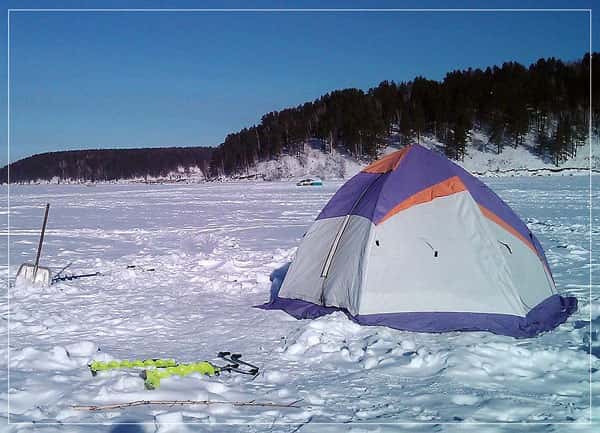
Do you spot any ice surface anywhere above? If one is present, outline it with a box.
[0,177,597,431]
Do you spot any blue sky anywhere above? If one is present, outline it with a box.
[1,0,597,165]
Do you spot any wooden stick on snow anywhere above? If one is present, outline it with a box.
[73,399,302,411]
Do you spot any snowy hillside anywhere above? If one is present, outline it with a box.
[22,164,208,186]
[1,177,598,431]
[420,131,600,176]
[8,132,598,185]
[249,146,364,181]
[244,133,599,181]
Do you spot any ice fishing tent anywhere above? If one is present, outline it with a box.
[261,144,577,337]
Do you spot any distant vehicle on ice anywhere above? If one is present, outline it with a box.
[296,178,323,186]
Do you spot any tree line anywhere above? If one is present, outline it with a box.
[210,53,598,175]
[2,53,597,183]
[1,147,213,184]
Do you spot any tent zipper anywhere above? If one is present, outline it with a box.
[319,172,385,304]
[320,214,351,278]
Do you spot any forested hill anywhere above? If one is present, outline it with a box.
[2,53,598,184]
[210,53,599,176]
[1,147,213,184]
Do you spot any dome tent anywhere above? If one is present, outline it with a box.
[260,144,577,338]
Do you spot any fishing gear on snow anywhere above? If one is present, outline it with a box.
[52,264,155,284]
[141,361,220,389]
[88,352,259,389]
[53,271,101,283]
[218,351,259,375]
[89,359,177,376]
[52,262,73,282]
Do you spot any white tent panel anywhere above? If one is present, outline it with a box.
[359,191,527,316]
[484,220,555,310]
[321,215,373,315]
[278,216,346,304]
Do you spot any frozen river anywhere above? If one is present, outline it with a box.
[0,176,598,432]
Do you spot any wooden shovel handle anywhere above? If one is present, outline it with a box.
[33,203,50,278]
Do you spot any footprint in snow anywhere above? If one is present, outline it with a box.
[263,370,288,384]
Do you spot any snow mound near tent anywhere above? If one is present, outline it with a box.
[281,312,446,376]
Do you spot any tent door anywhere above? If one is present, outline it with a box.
[318,172,384,305]
[320,214,351,279]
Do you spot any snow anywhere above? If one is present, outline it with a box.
[251,146,364,181]
[0,176,598,432]
[234,132,599,181]
[232,138,596,184]
[394,132,599,177]
[25,165,208,186]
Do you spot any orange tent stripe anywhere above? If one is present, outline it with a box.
[377,175,466,224]
[479,206,537,255]
[480,206,552,279]
[362,146,411,174]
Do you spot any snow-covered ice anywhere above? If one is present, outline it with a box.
[0,176,597,432]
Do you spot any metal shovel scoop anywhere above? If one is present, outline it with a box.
[15,203,52,286]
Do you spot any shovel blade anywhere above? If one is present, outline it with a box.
[15,263,52,287]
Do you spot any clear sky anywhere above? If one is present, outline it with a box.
[1,0,597,165]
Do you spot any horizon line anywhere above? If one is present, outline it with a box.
[7,8,593,13]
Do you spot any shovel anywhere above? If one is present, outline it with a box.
[15,203,52,286]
